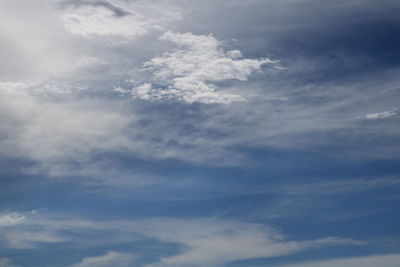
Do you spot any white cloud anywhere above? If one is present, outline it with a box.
[366,110,396,119]
[0,213,362,266]
[5,231,66,249]
[0,82,133,178]
[71,251,136,267]
[144,219,360,266]
[62,1,183,39]
[0,213,25,227]
[0,211,66,249]
[131,31,278,104]
[277,253,400,267]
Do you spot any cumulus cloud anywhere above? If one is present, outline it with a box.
[62,1,183,39]
[71,251,136,267]
[130,31,278,104]
[366,110,397,119]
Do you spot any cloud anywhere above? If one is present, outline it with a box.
[5,231,66,249]
[252,177,400,222]
[144,219,361,266]
[277,253,400,267]
[0,81,134,178]
[366,110,397,119]
[0,213,25,227]
[159,236,357,267]
[0,258,17,267]
[130,31,278,104]
[1,0,399,184]
[71,251,136,267]
[0,82,30,97]
[62,1,183,39]
[0,212,362,266]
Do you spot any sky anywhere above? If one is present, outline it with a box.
[0,0,400,266]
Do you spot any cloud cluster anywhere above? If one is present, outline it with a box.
[0,82,132,178]
[131,31,277,103]
[1,0,398,184]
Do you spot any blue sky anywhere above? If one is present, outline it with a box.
[0,0,400,266]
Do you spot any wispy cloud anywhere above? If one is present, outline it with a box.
[366,110,397,119]
[5,231,66,249]
[70,251,137,267]
[0,258,17,267]
[277,253,400,267]
[254,177,400,221]
[0,213,25,227]
[146,219,361,266]
[0,212,363,266]
[62,0,183,39]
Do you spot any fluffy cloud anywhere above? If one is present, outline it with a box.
[71,251,136,267]
[62,1,183,39]
[131,31,278,104]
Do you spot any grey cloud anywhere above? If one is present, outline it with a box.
[61,0,183,39]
